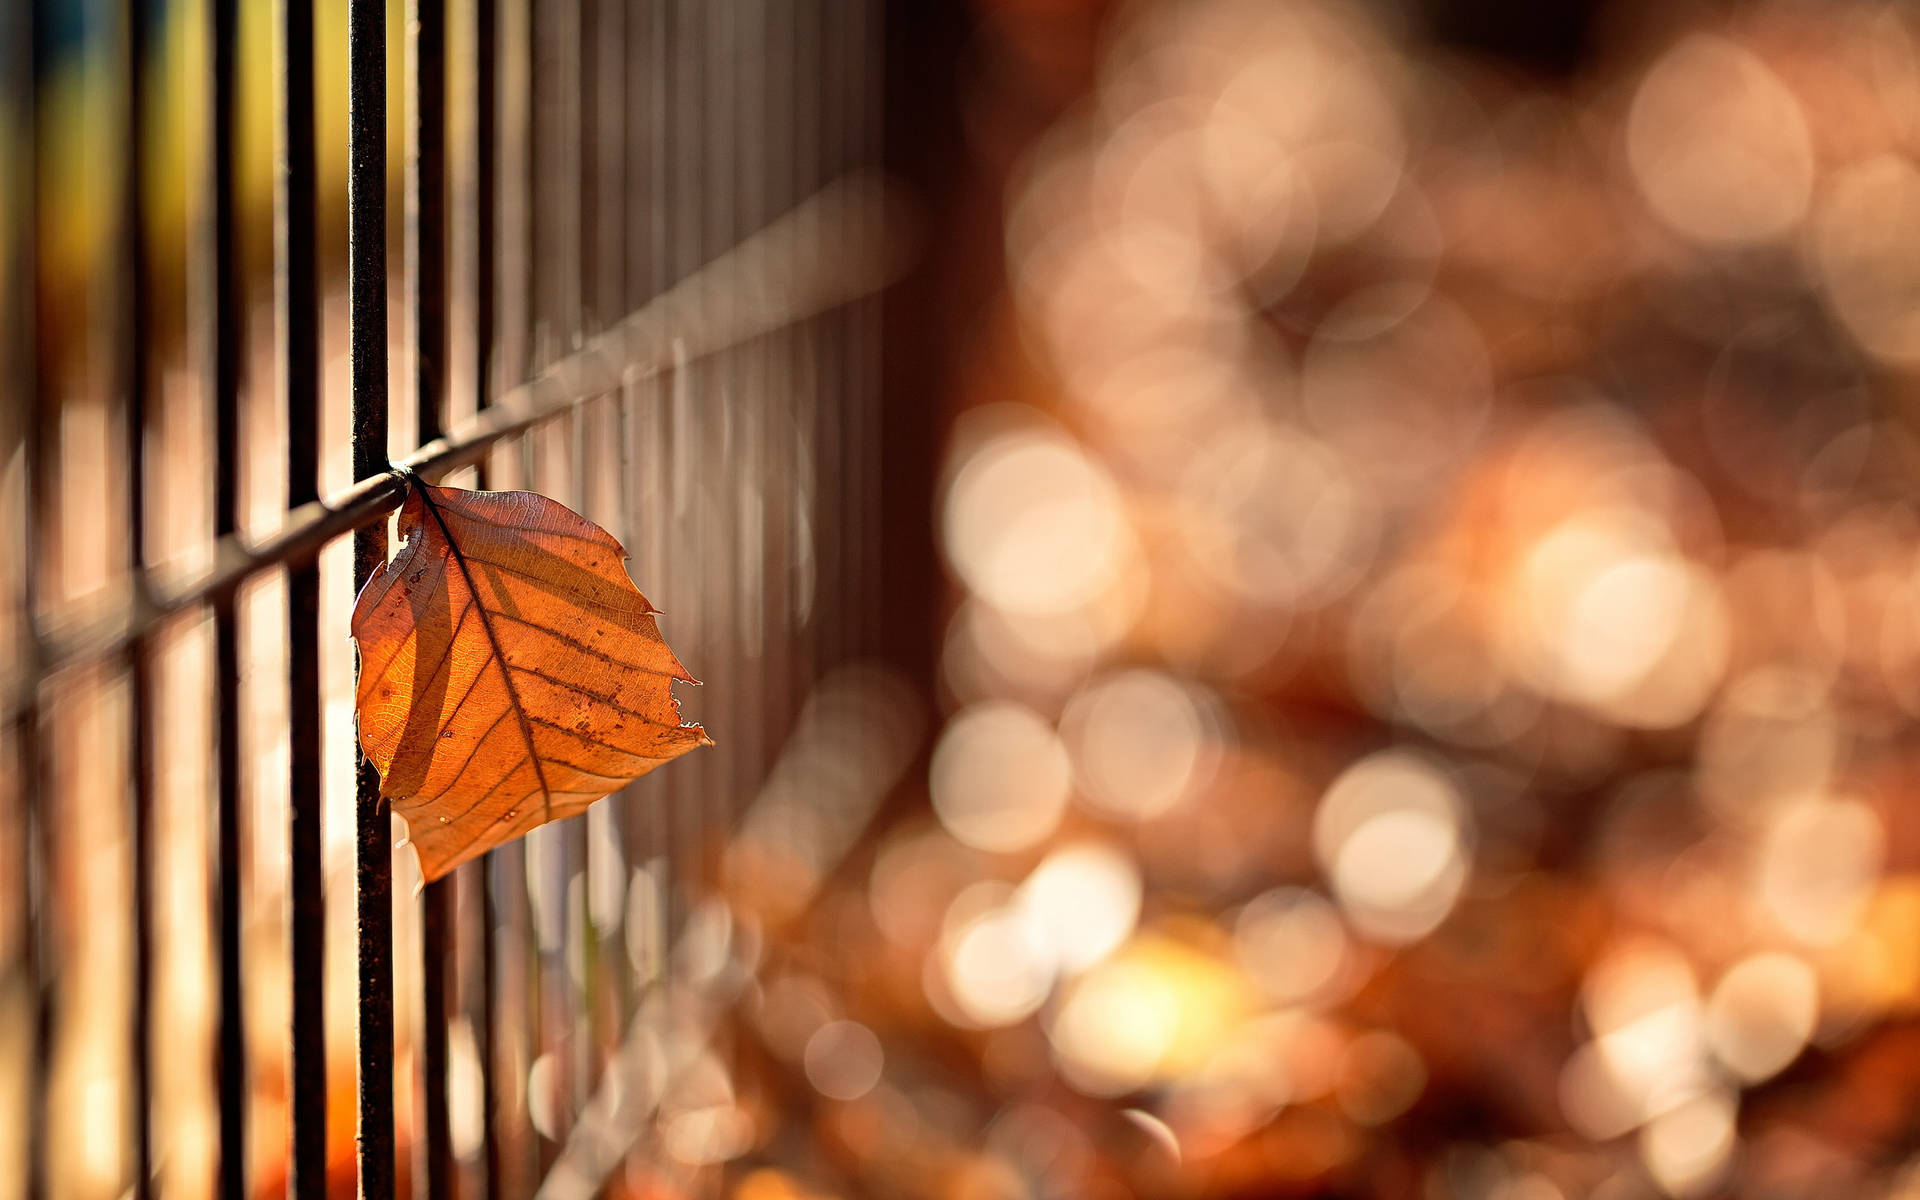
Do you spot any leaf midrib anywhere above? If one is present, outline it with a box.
[415,484,556,819]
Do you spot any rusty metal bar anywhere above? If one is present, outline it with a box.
[469,0,504,1192]
[408,0,455,1192]
[277,0,328,1192]
[349,0,396,1192]
[206,0,247,1193]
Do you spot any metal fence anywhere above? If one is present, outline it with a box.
[1,0,893,1195]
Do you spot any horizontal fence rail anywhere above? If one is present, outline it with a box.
[0,1,891,1197]
[4,175,905,724]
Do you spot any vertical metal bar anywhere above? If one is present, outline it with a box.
[568,0,598,1122]
[805,1,840,675]
[740,0,769,798]
[563,0,595,1130]
[469,0,503,1194]
[278,0,327,1192]
[526,0,550,367]
[207,0,248,1194]
[522,0,555,1179]
[592,0,632,1055]
[408,0,454,1193]
[615,0,647,1023]
[662,0,688,954]
[671,0,702,947]
[411,0,447,448]
[782,0,814,719]
[765,0,795,740]
[499,0,539,1188]
[708,0,736,843]
[639,0,674,1067]
[119,0,156,1195]
[349,0,396,1194]
[558,0,582,350]
[418,883,452,1200]
[478,862,502,1200]
[474,0,497,464]
[827,2,848,672]
[517,0,540,498]
[579,0,602,333]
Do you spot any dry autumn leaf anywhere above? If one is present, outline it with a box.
[350,480,711,881]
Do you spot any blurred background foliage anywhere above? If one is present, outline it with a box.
[725,1,1920,1198]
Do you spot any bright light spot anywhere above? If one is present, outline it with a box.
[1061,670,1215,820]
[1233,887,1350,1005]
[1335,1031,1428,1125]
[587,801,626,934]
[942,905,1056,1028]
[1048,935,1247,1097]
[1580,940,1709,1128]
[1049,956,1182,1096]
[625,863,664,981]
[1627,35,1814,244]
[528,1053,561,1141]
[1705,952,1818,1083]
[1052,956,1167,1098]
[1560,1040,1649,1141]
[1017,842,1143,974]
[449,1018,485,1160]
[944,423,1133,616]
[804,1020,885,1102]
[79,1077,121,1187]
[1313,752,1470,944]
[675,899,736,985]
[1511,510,1727,727]
[1638,1088,1737,1198]
[930,703,1071,854]
[1335,810,1460,915]
[1561,557,1693,696]
[1758,797,1884,944]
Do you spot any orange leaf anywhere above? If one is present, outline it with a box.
[350,481,711,881]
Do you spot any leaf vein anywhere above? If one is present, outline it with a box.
[488,610,681,679]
